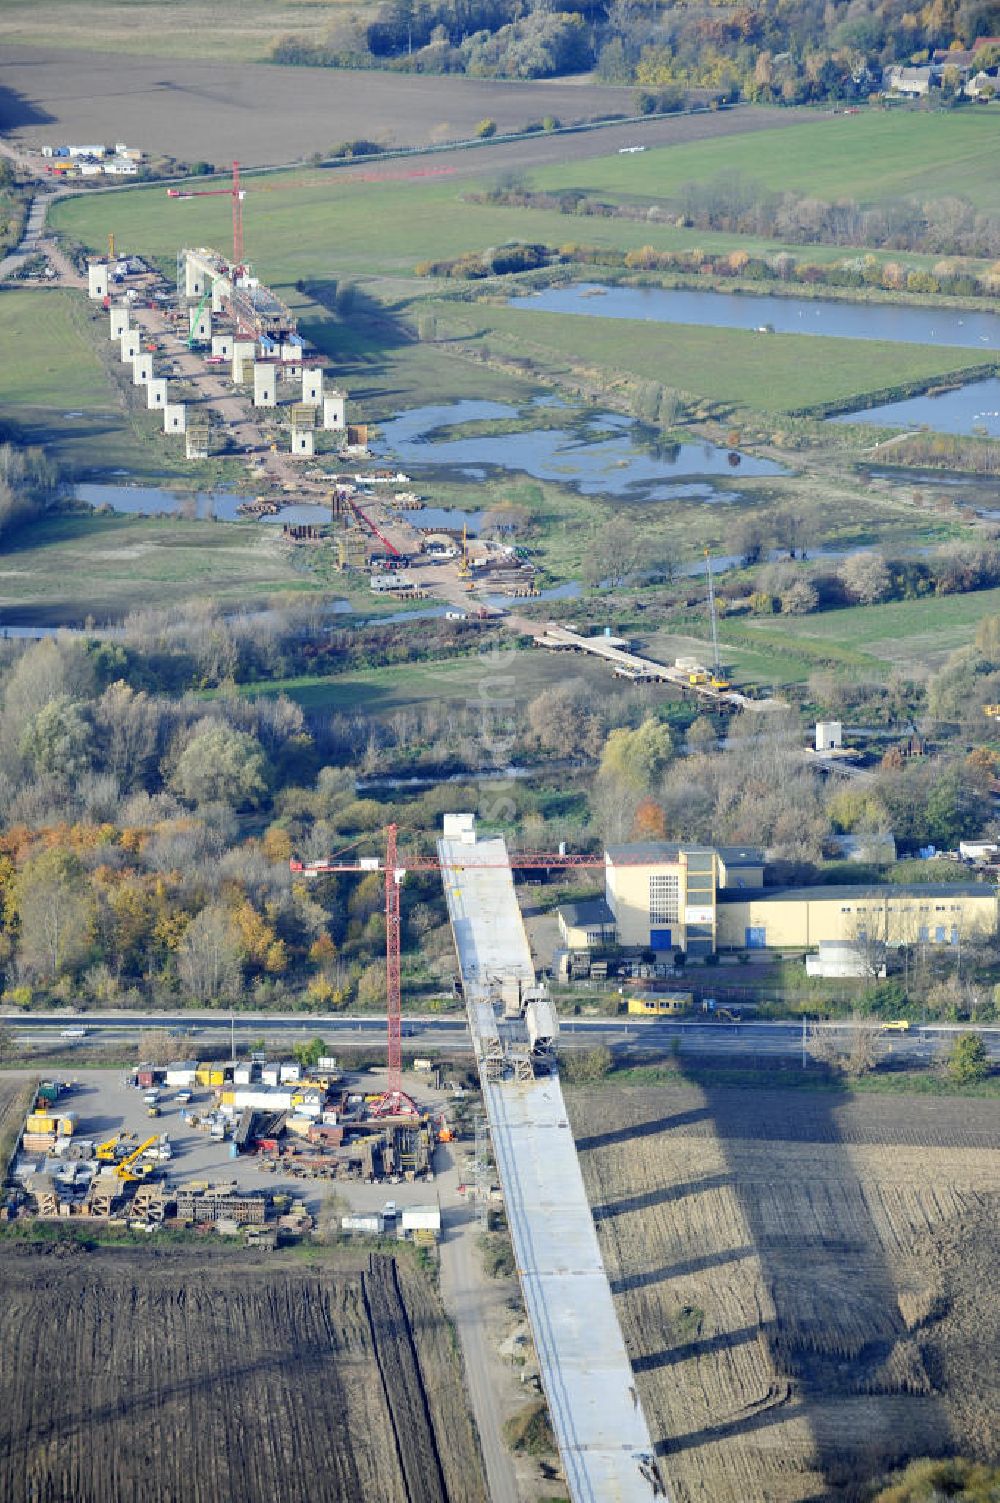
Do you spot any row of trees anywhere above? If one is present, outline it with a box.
[272,0,1000,94]
[474,177,1000,283]
[670,171,1000,262]
[737,543,1000,620]
[273,0,599,79]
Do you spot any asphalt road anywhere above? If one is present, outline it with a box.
[8,1012,1000,1063]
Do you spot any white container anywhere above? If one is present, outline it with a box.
[231,1088,294,1112]
[341,1214,384,1235]
[401,1205,441,1234]
[165,1062,197,1087]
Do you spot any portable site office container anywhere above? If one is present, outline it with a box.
[401,1205,441,1234]
[165,1061,197,1088]
[231,1088,294,1112]
[342,1213,384,1236]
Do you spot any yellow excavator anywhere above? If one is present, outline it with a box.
[96,1132,133,1164]
[115,1136,160,1183]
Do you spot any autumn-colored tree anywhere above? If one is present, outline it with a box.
[632,798,667,839]
[261,824,293,863]
[309,933,338,971]
[231,899,277,969]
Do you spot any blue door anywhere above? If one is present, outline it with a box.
[745,926,766,949]
[650,928,672,950]
[935,926,946,943]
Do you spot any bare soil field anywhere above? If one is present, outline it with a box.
[569,1081,1000,1503]
[0,1242,487,1503]
[0,51,804,168]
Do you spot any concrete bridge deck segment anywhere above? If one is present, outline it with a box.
[439,826,667,1503]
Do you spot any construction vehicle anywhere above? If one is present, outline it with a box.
[689,671,708,686]
[984,704,1000,719]
[703,551,732,692]
[702,1000,742,1023]
[116,1136,160,1183]
[96,1132,132,1163]
[147,1104,162,1118]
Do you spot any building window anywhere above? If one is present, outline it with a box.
[649,874,679,926]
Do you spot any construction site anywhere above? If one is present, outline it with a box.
[82,170,546,616]
[0,813,673,1500]
[6,1058,449,1241]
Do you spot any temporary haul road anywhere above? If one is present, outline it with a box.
[438,823,665,1503]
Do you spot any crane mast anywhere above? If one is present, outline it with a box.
[705,548,721,675]
[384,822,404,1104]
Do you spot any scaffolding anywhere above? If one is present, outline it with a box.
[473,1112,490,1229]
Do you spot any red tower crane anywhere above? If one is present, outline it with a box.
[290,827,638,1114]
[167,160,245,270]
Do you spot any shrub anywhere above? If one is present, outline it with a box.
[946,1032,989,1084]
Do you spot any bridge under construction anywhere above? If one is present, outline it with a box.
[438,814,667,1503]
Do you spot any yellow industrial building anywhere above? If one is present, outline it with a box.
[557,841,997,956]
[716,884,997,951]
[603,843,764,956]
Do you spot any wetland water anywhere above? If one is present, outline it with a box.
[829,377,1000,436]
[521,283,1000,350]
[74,485,333,526]
[520,286,1000,434]
[375,400,783,501]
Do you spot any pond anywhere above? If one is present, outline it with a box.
[74,483,332,527]
[521,283,1000,351]
[375,400,782,502]
[829,377,1000,437]
[404,505,488,535]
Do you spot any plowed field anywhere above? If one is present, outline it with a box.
[569,1082,1000,1503]
[0,1243,486,1503]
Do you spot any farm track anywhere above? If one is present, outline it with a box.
[364,1253,449,1503]
[570,1081,1000,1503]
